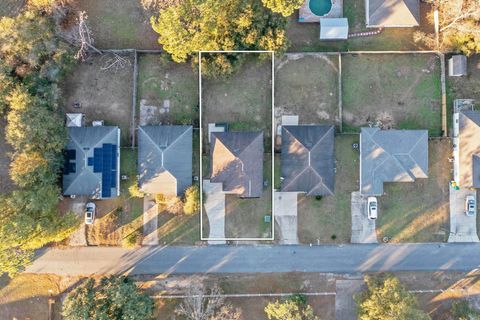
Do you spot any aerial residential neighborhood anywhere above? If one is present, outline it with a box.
[0,0,479,319]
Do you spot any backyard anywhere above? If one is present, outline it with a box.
[342,53,442,136]
[297,134,359,244]
[286,1,435,52]
[446,54,480,130]
[201,54,273,149]
[137,54,199,126]
[275,54,340,129]
[376,139,451,243]
[72,0,159,49]
[62,53,135,146]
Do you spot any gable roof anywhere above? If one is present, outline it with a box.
[360,127,428,195]
[320,18,349,40]
[366,0,420,27]
[138,126,192,196]
[210,131,263,198]
[63,126,120,199]
[459,111,480,188]
[281,125,335,196]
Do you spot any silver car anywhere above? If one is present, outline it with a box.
[367,197,378,220]
[465,195,476,216]
[85,202,96,224]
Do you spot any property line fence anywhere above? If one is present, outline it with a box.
[90,49,450,147]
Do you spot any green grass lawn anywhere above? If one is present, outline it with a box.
[297,134,359,243]
[137,54,199,126]
[376,139,451,243]
[275,54,339,127]
[342,53,442,136]
[224,154,272,238]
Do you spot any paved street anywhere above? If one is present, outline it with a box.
[26,244,480,275]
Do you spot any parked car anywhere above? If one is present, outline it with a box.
[367,197,378,220]
[465,195,476,216]
[85,202,96,224]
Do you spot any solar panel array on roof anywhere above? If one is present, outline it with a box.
[64,149,77,174]
[86,143,117,198]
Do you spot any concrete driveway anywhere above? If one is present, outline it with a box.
[448,186,479,242]
[351,192,377,243]
[203,180,226,244]
[142,195,159,246]
[274,192,299,244]
[67,198,87,246]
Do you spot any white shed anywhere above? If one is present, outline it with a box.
[449,55,467,77]
[66,113,84,127]
[320,18,349,40]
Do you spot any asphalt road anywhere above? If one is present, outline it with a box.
[25,244,480,275]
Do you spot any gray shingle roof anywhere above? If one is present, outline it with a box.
[449,55,467,76]
[63,126,120,199]
[367,0,420,27]
[137,126,192,196]
[459,111,480,188]
[210,131,263,198]
[360,127,428,195]
[281,125,335,196]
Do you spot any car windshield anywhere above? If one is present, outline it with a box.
[370,203,377,209]
[86,212,92,218]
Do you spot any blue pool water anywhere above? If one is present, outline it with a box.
[309,0,332,16]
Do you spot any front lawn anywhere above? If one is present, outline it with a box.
[224,155,273,239]
[297,134,359,243]
[376,139,451,243]
[342,53,442,136]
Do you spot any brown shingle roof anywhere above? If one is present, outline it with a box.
[210,131,264,198]
[367,0,420,27]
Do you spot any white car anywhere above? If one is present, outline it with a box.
[85,202,96,224]
[465,195,476,216]
[367,197,378,220]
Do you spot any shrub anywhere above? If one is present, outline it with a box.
[183,185,200,215]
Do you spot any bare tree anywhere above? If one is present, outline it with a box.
[100,53,132,73]
[415,0,480,54]
[175,284,241,320]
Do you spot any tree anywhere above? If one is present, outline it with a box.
[0,5,77,277]
[261,0,304,17]
[355,275,431,320]
[451,300,480,320]
[183,185,200,215]
[62,276,155,320]
[176,284,241,320]
[265,294,319,320]
[150,0,287,76]
[414,0,480,55]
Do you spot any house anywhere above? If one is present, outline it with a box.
[360,127,428,195]
[137,125,193,196]
[365,0,420,28]
[210,131,263,198]
[320,18,349,40]
[281,125,335,196]
[449,55,467,77]
[63,126,120,199]
[457,110,480,188]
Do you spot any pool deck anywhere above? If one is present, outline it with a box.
[299,0,343,22]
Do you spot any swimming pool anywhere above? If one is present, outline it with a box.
[309,0,332,16]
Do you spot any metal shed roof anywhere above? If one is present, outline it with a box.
[320,18,349,40]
